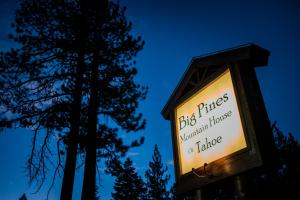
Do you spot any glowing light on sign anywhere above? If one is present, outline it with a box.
[175,69,247,175]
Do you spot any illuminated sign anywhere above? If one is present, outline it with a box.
[162,44,274,194]
[175,69,247,175]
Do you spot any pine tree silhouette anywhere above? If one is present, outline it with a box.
[0,0,146,199]
[0,1,88,198]
[78,1,146,199]
[145,144,171,200]
[112,158,147,200]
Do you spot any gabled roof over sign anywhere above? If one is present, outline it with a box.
[161,43,270,120]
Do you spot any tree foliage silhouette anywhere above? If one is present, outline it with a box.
[0,0,146,199]
[0,1,88,198]
[76,0,146,199]
[256,122,300,199]
[111,158,147,200]
[19,193,28,200]
[197,122,300,200]
[145,144,171,200]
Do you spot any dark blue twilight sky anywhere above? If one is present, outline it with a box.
[1,0,300,199]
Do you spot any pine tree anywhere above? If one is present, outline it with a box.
[0,0,147,199]
[112,158,147,200]
[145,144,171,200]
[261,122,300,199]
[78,1,146,199]
[0,1,88,199]
[19,194,27,200]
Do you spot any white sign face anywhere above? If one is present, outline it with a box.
[175,69,247,175]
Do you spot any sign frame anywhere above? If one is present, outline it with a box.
[161,44,276,195]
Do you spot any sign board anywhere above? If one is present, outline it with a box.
[175,69,247,175]
[161,44,276,195]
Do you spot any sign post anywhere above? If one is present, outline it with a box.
[161,44,276,197]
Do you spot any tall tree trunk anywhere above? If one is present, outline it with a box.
[81,1,108,199]
[60,3,87,197]
[60,48,85,200]
[81,53,99,200]
[60,145,78,200]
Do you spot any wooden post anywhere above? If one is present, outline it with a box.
[234,176,246,200]
[234,173,258,200]
[194,189,204,200]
